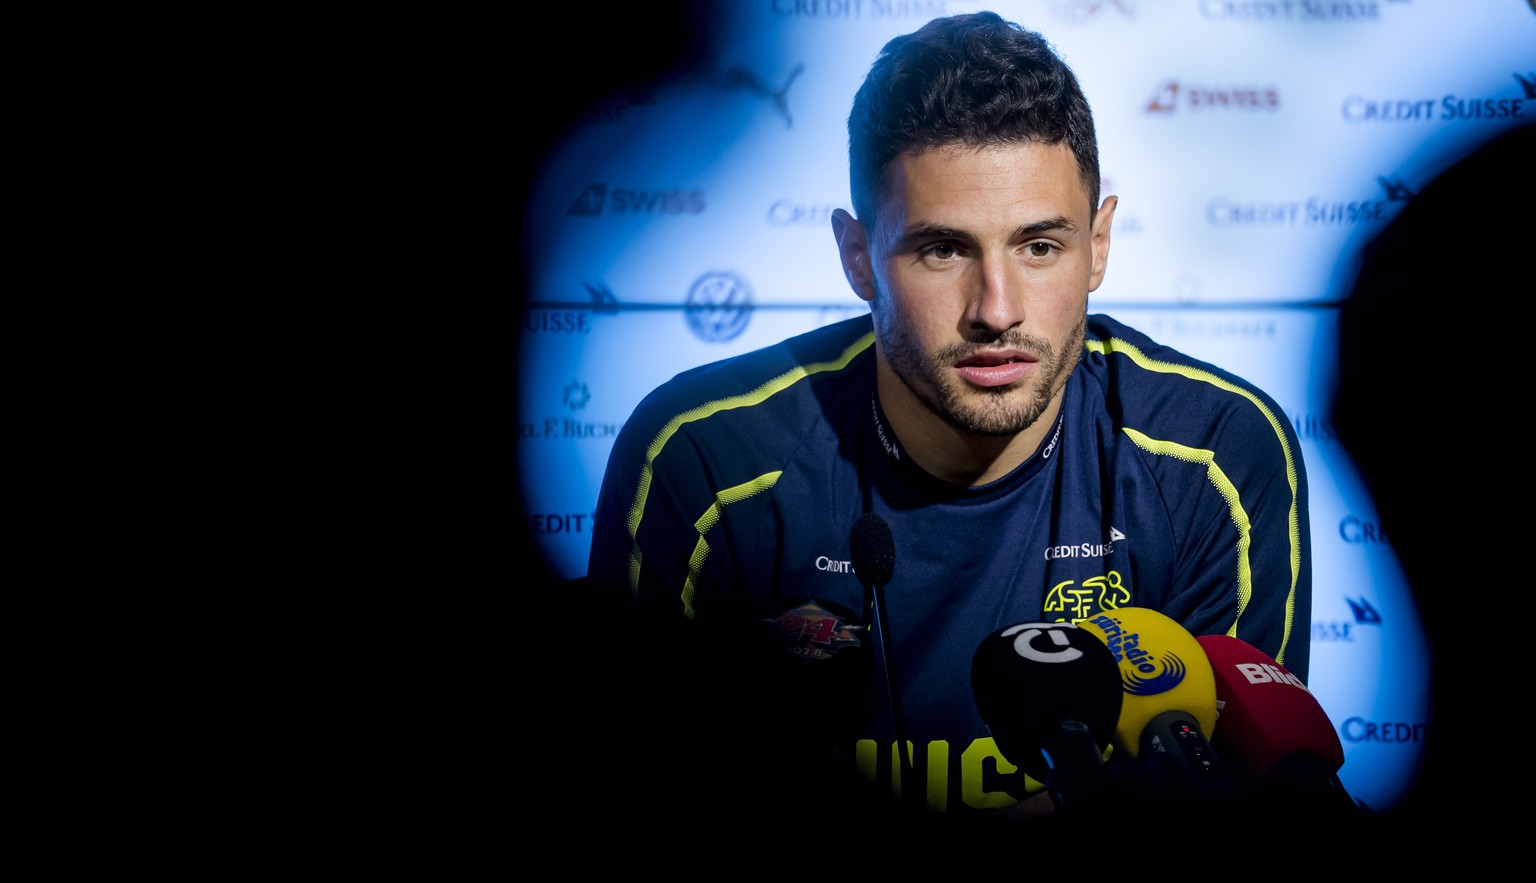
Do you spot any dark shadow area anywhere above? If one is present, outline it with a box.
[513,2,712,587]
[1331,118,1535,831]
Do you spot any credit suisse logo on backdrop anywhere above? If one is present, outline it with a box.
[768,200,838,227]
[522,281,615,336]
[768,0,953,20]
[1313,593,1378,645]
[1196,1,1404,23]
[522,272,755,345]
[1343,71,1531,123]
[1336,584,1425,756]
[1205,171,1412,229]
[1048,0,1139,25]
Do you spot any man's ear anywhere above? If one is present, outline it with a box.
[831,208,877,303]
[1088,195,1117,293]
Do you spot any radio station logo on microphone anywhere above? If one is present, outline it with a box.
[1342,72,1531,123]
[1083,612,1187,696]
[566,182,707,217]
[685,271,753,343]
[1227,659,1306,691]
[1145,80,1280,114]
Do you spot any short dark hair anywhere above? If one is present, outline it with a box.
[847,11,1101,233]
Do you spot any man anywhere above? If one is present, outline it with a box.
[584,11,1309,826]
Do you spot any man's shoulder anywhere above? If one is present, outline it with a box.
[617,314,875,445]
[1078,312,1291,437]
[645,314,874,408]
[1083,313,1203,370]
[1082,313,1272,396]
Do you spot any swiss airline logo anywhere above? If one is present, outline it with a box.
[1145,80,1280,114]
[566,183,706,217]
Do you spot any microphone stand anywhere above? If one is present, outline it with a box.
[868,574,916,809]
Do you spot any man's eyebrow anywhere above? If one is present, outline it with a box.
[896,216,1080,249]
[1014,216,1078,237]
[896,221,969,246]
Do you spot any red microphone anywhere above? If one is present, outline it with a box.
[1196,634,1362,816]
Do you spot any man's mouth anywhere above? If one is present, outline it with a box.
[954,351,1034,388]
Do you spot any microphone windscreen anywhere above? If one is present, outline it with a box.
[1077,607,1217,758]
[1196,634,1343,777]
[850,513,895,585]
[971,621,1123,783]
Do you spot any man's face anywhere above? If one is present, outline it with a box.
[861,141,1114,438]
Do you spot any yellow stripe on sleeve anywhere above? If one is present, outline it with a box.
[679,471,783,620]
[1087,337,1302,667]
[625,331,876,599]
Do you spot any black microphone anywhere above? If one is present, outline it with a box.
[971,621,1123,817]
[850,512,895,591]
[849,513,913,798]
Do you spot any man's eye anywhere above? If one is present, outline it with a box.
[926,243,957,260]
[1027,242,1055,257]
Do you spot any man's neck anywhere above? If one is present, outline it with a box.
[875,369,1066,487]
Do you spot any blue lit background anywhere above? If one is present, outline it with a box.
[517,0,1535,814]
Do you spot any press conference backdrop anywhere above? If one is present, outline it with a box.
[519,1,1535,813]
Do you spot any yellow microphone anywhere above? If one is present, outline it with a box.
[1076,607,1217,759]
[1076,607,1240,811]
